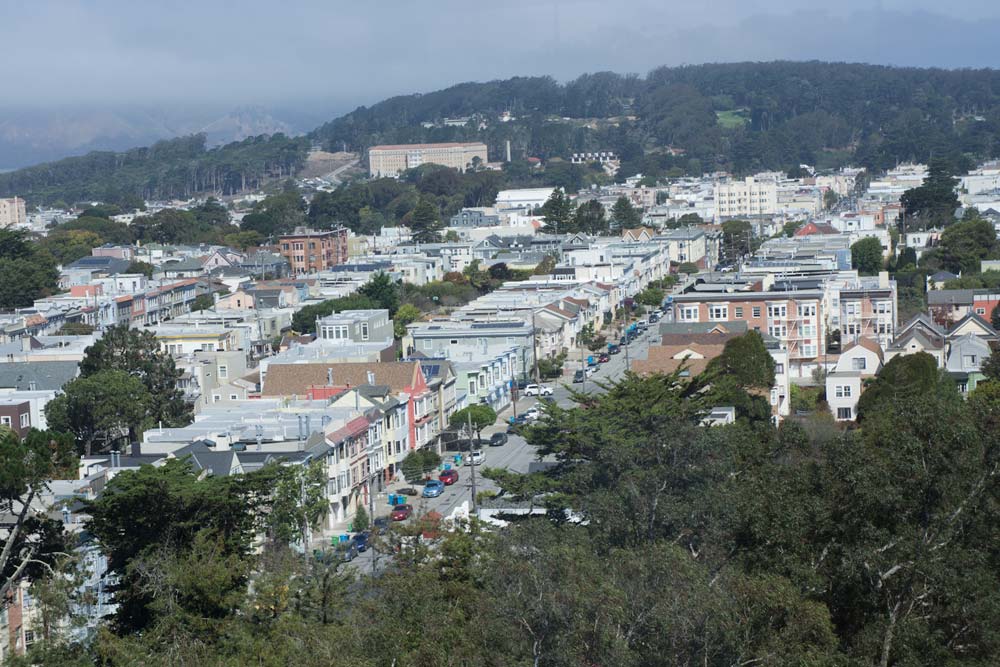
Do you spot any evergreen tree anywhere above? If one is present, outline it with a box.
[611,196,642,229]
[409,196,443,243]
[540,189,573,234]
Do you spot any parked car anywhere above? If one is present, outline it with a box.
[573,369,585,383]
[489,432,508,447]
[467,450,485,466]
[649,312,660,323]
[608,344,621,355]
[397,487,419,496]
[372,517,390,533]
[585,366,597,377]
[523,406,541,421]
[354,531,370,552]
[439,468,459,485]
[524,383,553,396]
[422,480,445,497]
[390,504,413,521]
[598,352,610,363]
[334,538,359,562]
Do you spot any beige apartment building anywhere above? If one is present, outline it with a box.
[368,142,488,178]
[0,197,26,228]
[714,177,778,219]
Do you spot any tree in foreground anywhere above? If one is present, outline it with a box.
[449,404,498,444]
[851,236,884,275]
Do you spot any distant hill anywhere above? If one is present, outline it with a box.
[0,106,309,172]
[7,61,1000,205]
[311,61,1000,178]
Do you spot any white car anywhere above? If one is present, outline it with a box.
[585,366,598,377]
[467,450,485,466]
[523,406,541,421]
[523,383,553,396]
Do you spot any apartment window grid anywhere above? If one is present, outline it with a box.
[835,385,853,398]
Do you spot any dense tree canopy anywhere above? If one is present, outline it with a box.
[851,236,885,275]
[0,229,59,309]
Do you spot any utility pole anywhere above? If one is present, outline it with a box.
[580,350,587,393]
[531,316,541,384]
[467,411,477,515]
[624,334,631,372]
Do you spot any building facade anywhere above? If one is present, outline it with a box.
[0,197,26,228]
[714,177,778,219]
[278,227,349,274]
[368,142,488,178]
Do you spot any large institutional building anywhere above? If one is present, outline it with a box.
[0,197,26,228]
[368,142,488,178]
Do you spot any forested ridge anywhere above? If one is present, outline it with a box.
[7,61,1000,206]
[0,133,309,206]
[313,61,1000,178]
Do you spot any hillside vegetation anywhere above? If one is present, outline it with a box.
[7,61,1000,205]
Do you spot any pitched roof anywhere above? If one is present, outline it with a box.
[262,361,422,397]
[842,336,884,361]
[0,361,79,391]
[896,312,945,339]
[949,311,999,339]
[632,343,725,377]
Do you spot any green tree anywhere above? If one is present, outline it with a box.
[189,294,215,312]
[408,195,443,243]
[721,219,755,263]
[449,404,498,443]
[55,322,95,336]
[678,261,699,275]
[393,303,422,338]
[610,196,642,229]
[900,157,960,229]
[635,286,665,308]
[823,189,839,209]
[38,229,103,264]
[851,236,884,275]
[400,449,442,483]
[703,331,776,390]
[932,217,998,274]
[571,199,608,235]
[540,189,573,233]
[358,272,400,316]
[125,260,155,278]
[353,505,370,533]
[533,253,557,275]
[223,230,263,250]
[0,429,76,603]
[44,370,151,455]
[856,352,945,420]
[77,325,192,430]
[0,229,59,309]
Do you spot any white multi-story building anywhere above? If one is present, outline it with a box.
[714,177,778,219]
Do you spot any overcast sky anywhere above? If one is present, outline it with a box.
[7,0,1000,112]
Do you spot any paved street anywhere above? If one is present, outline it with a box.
[343,320,661,573]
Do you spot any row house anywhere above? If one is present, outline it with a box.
[671,287,827,378]
[448,346,519,412]
[405,319,535,382]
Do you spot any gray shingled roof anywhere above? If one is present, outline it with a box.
[0,361,79,391]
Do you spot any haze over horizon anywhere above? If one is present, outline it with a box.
[7,0,1000,111]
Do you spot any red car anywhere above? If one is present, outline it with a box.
[390,503,413,521]
[598,352,610,363]
[439,469,459,485]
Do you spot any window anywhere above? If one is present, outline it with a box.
[213,394,221,403]
[0,417,9,426]
[976,307,986,315]
[709,305,728,321]
[963,355,978,366]
[845,302,859,315]
[767,304,787,319]
[774,363,785,374]
[19,413,28,428]
[734,307,744,318]
[837,407,853,420]
[679,306,699,322]
[802,344,817,357]
[752,306,761,318]
[450,339,458,345]
[877,302,891,314]
[361,322,369,341]
[798,303,816,317]
[768,324,787,338]
[218,364,228,379]
[469,378,478,395]
[851,357,867,371]
[230,394,238,401]
[835,385,852,398]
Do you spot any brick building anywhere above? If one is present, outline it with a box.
[278,227,349,274]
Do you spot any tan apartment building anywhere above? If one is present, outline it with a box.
[0,197,26,228]
[368,142,488,178]
[278,226,349,274]
[714,177,778,219]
